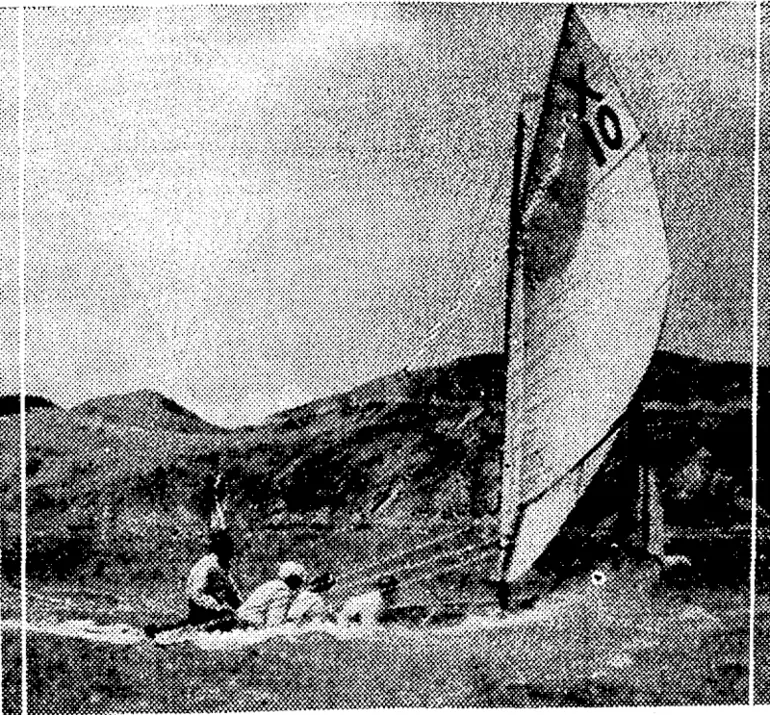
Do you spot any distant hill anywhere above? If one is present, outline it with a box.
[68,390,227,434]
[0,395,60,416]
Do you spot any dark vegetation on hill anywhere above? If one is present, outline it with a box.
[268,350,758,427]
[0,395,59,416]
[0,350,762,603]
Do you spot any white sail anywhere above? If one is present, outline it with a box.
[498,6,670,583]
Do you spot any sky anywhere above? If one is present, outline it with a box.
[0,9,17,411]
[2,3,762,426]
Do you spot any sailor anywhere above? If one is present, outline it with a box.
[185,529,241,626]
[286,572,336,626]
[237,561,307,627]
[338,574,399,627]
[144,529,240,639]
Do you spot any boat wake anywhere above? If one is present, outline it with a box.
[4,590,582,649]
[7,568,726,651]
[188,600,573,651]
[20,619,146,646]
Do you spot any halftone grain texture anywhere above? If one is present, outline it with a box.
[19,3,754,712]
[755,0,770,704]
[22,3,756,427]
[497,6,668,584]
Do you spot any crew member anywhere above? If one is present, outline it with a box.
[237,561,307,627]
[186,529,241,625]
[338,574,399,627]
[144,529,240,639]
[286,572,336,626]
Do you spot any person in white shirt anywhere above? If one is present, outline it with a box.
[286,572,336,626]
[338,574,399,627]
[185,532,241,625]
[237,561,307,628]
[144,529,240,639]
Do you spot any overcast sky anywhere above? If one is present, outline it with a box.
[4,3,762,426]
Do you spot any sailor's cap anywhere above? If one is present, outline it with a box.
[376,574,399,591]
[278,561,308,581]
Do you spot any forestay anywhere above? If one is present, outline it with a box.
[498,6,670,583]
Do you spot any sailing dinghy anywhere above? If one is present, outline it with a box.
[146,4,671,644]
[21,4,670,648]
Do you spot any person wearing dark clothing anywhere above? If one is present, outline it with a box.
[185,531,240,622]
[144,529,241,639]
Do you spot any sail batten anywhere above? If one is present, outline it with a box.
[497,6,670,586]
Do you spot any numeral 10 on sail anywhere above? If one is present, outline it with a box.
[562,61,623,167]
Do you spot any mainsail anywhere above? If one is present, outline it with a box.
[497,6,670,585]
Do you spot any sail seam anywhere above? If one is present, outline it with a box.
[496,4,669,589]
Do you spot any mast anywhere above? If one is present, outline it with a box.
[496,112,526,608]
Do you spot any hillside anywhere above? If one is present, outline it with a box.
[2,350,761,605]
[68,390,227,434]
[267,350,755,427]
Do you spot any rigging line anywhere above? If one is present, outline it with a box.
[335,526,475,582]
[418,233,670,380]
[427,153,510,302]
[403,247,502,372]
[526,30,633,183]
[587,134,647,197]
[336,218,674,524]
[587,166,655,220]
[436,161,490,300]
[14,585,178,618]
[653,273,674,298]
[520,131,646,235]
[409,169,664,376]
[402,164,512,371]
[336,541,496,593]
[520,408,623,510]
[410,260,506,370]
[398,548,495,588]
[409,251,503,353]
[521,6,575,202]
[404,155,518,370]
[412,330,589,413]
[513,302,663,419]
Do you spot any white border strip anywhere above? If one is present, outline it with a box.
[17,5,26,715]
[750,0,760,706]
